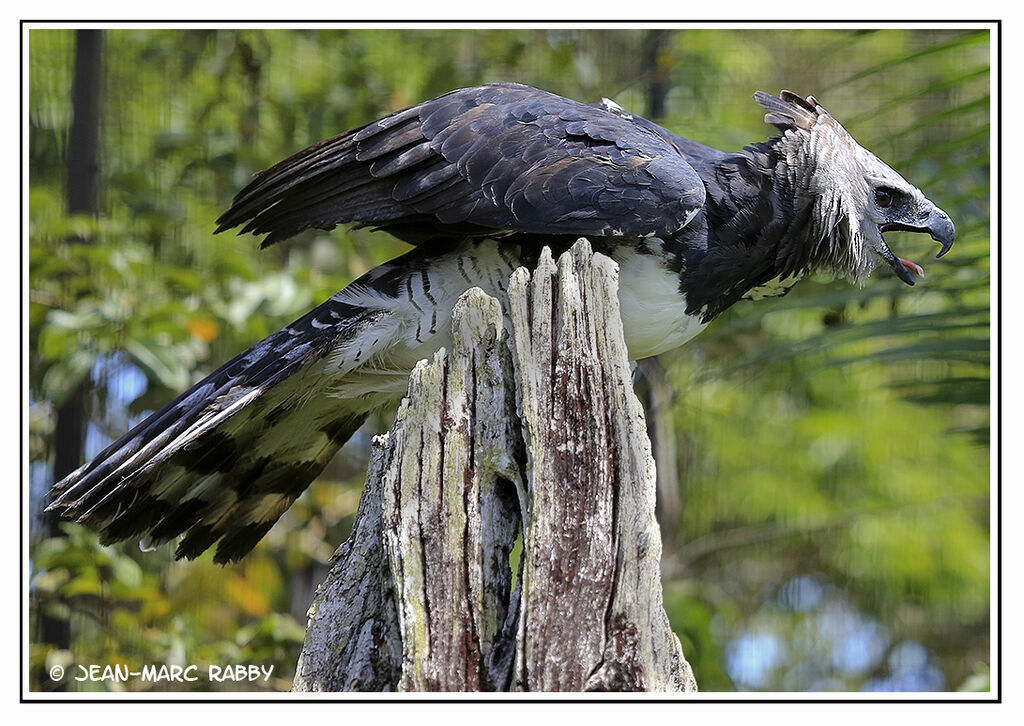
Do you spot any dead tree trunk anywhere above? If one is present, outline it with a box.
[293,240,696,693]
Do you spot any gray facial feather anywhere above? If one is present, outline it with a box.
[759,91,942,284]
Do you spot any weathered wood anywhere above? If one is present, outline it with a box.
[293,239,695,692]
[381,290,522,691]
[293,290,521,691]
[291,442,401,691]
[507,242,695,691]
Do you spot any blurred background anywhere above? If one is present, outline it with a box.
[27,27,991,693]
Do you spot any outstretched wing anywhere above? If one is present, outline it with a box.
[215,82,706,246]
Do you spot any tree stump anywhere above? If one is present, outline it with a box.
[292,240,696,693]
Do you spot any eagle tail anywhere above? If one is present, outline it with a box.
[47,297,392,564]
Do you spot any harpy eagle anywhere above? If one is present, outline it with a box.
[48,83,956,564]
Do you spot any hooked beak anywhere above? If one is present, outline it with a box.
[927,207,956,258]
[877,203,956,286]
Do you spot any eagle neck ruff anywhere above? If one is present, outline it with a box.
[679,128,863,322]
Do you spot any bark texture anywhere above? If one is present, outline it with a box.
[293,240,696,693]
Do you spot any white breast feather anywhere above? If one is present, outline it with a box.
[615,246,708,358]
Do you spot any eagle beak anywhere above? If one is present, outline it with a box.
[877,201,956,286]
[926,206,956,259]
[875,236,919,286]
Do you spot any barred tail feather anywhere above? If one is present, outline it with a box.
[47,297,393,564]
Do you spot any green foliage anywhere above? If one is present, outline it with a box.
[28,27,990,693]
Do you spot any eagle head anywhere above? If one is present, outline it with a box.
[755,90,956,286]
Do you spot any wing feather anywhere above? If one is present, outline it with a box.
[215,82,707,246]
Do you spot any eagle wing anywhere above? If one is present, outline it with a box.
[215,82,707,245]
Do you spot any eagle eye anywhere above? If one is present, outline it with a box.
[874,187,895,208]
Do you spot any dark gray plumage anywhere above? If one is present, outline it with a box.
[216,83,707,245]
[49,83,955,563]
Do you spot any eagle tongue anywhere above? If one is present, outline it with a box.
[899,257,925,279]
